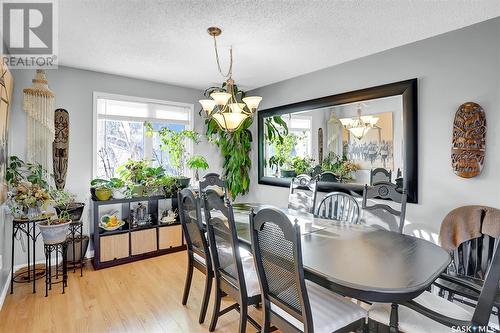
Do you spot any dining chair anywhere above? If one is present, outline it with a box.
[320,171,338,182]
[199,172,227,199]
[250,207,367,333]
[368,239,500,333]
[202,188,261,333]
[434,206,500,325]
[177,188,213,324]
[362,182,407,234]
[289,174,318,214]
[370,168,392,185]
[316,192,361,224]
[311,165,323,179]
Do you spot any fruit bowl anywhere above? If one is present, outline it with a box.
[99,214,125,231]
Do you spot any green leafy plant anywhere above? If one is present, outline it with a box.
[6,155,50,189]
[50,189,76,208]
[321,152,359,182]
[205,84,287,199]
[156,174,180,196]
[145,123,199,177]
[290,156,314,175]
[115,159,149,185]
[268,133,298,173]
[186,155,209,181]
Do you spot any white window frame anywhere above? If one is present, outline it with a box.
[92,91,194,179]
[287,114,313,156]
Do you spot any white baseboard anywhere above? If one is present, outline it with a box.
[0,270,11,312]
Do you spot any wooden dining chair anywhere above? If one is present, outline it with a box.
[289,174,318,214]
[202,188,261,333]
[368,239,500,333]
[316,192,361,224]
[250,207,366,333]
[199,172,227,199]
[370,168,392,185]
[362,182,407,234]
[177,188,213,324]
[320,171,338,182]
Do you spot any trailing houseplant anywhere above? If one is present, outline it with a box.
[186,155,209,182]
[145,123,199,189]
[6,156,51,218]
[205,83,288,198]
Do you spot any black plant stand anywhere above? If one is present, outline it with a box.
[68,222,84,276]
[10,215,53,294]
[44,241,68,297]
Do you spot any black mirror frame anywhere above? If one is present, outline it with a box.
[257,78,418,204]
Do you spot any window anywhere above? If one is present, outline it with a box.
[93,92,194,179]
[287,114,312,157]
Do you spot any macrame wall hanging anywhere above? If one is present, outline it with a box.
[23,69,55,170]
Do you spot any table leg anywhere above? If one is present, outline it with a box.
[389,303,399,333]
[45,247,48,297]
[62,243,67,293]
[32,222,36,293]
[27,225,30,281]
[10,224,15,294]
[72,229,76,273]
[80,225,83,277]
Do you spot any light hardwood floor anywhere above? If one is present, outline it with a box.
[0,251,264,333]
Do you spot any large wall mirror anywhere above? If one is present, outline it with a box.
[258,79,418,203]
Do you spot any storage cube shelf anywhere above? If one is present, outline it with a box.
[92,195,186,269]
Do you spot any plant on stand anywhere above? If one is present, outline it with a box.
[186,155,209,182]
[145,123,199,189]
[50,188,85,221]
[115,159,149,196]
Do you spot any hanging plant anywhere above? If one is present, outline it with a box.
[205,84,287,199]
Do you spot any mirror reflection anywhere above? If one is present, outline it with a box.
[263,95,404,188]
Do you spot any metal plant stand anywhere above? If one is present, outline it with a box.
[44,241,68,297]
[10,215,53,294]
[68,221,84,276]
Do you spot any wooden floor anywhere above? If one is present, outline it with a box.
[0,251,264,333]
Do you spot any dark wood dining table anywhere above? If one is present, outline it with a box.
[229,203,451,304]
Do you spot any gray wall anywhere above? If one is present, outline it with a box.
[0,66,221,292]
[243,17,500,240]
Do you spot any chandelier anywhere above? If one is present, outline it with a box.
[199,27,262,132]
[339,104,379,140]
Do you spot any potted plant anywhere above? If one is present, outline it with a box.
[186,155,209,182]
[90,178,112,201]
[115,159,149,196]
[143,165,165,196]
[156,175,180,197]
[321,152,359,182]
[146,123,199,189]
[50,189,85,221]
[109,177,127,199]
[6,156,51,218]
[268,133,298,178]
[291,156,314,175]
[38,210,72,244]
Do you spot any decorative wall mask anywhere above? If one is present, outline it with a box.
[53,109,69,189]
[318,128,323,165]
[451,102,486,178]
[23,69,55,170]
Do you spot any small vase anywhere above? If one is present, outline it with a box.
[27,206,42,219]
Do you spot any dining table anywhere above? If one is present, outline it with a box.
[227,203,451,305]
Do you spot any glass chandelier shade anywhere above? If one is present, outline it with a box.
[340,107,379,140]
[199,27,262,132]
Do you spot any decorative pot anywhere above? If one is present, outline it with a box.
[66,235,90,266]
[55,202,85,222]
[131,185,145,196]
[112,188,126,199]
[95,188,112,201]
[90,187,97,201]
[280,170,297,178]
[176,177,191,189]
[38,220,71,244]
[146,186,162,197]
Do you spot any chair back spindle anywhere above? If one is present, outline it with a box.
[288,174,318,214]
[316,192,360,224]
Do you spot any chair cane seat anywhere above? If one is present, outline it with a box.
[271,280,366,333]
[369,291,474,333]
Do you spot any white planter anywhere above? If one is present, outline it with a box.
[38,220,71,244]
[112,188,126,199]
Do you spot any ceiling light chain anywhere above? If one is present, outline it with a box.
[212,33,233,79]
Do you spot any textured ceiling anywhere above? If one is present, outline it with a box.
[59,0,500,90]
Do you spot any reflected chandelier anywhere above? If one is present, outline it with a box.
[339,104,379,140]
[199,27,262,132]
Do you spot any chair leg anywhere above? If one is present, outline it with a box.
[238,301,248,333]
[199,273,213,324]
[389,303,399,333]
[182,260,194,305]
[209,286,222,332]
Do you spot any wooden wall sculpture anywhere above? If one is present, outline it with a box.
[451,102,486,178]
[53,109,70,189]
[0,61,13,203]
[318,128,323,165]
